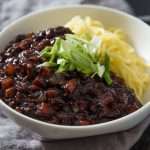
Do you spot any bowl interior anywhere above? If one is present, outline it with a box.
[0,5,150,105]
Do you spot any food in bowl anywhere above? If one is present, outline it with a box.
[0,16,149,126]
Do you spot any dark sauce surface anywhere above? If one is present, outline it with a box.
[0,26,142,125]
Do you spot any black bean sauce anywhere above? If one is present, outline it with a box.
[0,26,142,125]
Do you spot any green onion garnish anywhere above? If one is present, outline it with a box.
[39,34,112,85]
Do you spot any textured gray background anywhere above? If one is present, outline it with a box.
[0,0,149,150]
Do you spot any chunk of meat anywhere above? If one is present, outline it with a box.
[38,102,50,115]
[5,87,16,98]
[5,64,16,75]
[1,78,14,89]
[64,79,77,93]
[46,89,58,98]
[32,77,45,88]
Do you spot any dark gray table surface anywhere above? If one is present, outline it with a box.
[0,0,150,150]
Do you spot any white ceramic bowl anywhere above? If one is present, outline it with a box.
[0,5,150,139]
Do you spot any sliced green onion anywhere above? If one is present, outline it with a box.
[39,34,112,85]
[103,53,112,85]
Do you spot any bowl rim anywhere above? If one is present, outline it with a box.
[0,4,150,130]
